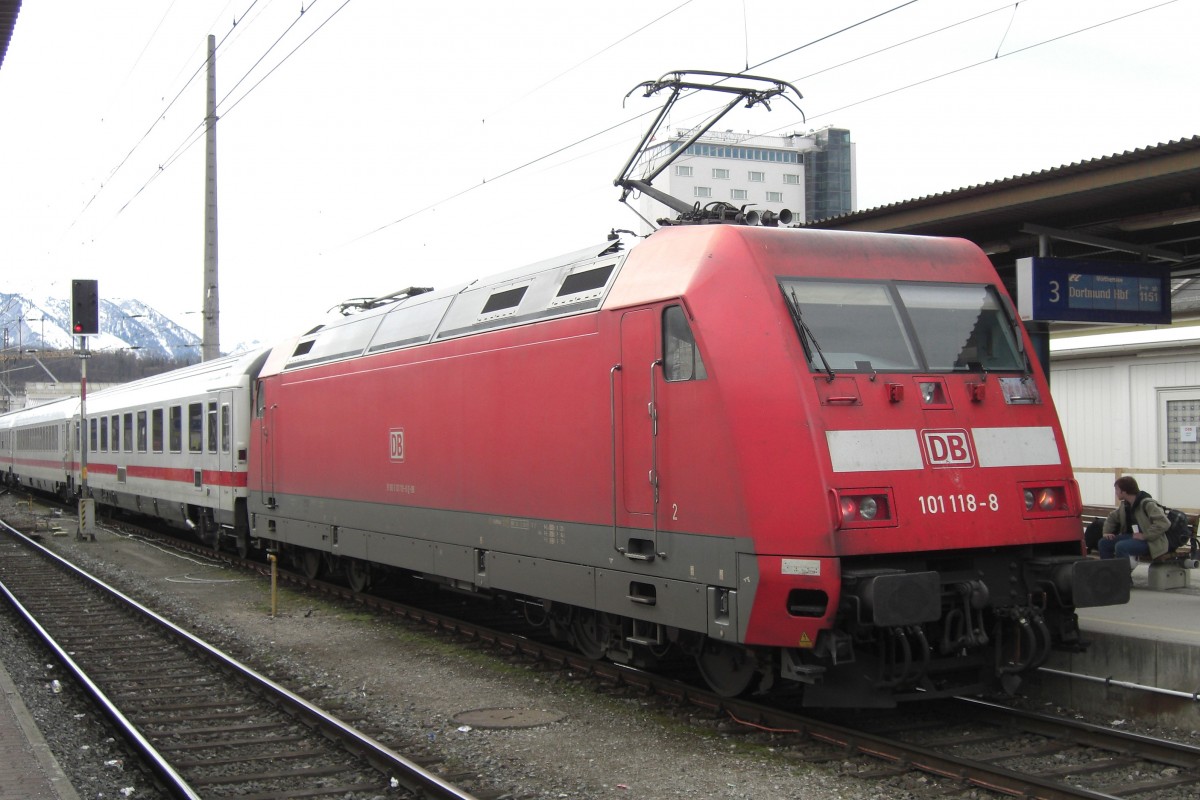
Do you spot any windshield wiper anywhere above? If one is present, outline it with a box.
[783,287,835,382]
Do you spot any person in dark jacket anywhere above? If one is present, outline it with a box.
[1098,476,1170,562]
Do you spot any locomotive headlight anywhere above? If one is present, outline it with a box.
[835,490,895,528]
[859,497,879,520]
[1020,484,1071,517]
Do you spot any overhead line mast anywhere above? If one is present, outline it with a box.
[202,34,220,361]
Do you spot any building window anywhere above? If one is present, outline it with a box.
[712,168,729,180]
[1162,392,1200,464]
[748,171,765,182]
[767,191,784,203]
[783,173,801,185]
[694,186,712,198]
[675,165,693,177]
[731,189,748,200]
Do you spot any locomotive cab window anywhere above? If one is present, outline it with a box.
[779,278,1024,375]
[897,284,1023,372]
[664,305,707,382]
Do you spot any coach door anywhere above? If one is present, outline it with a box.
[615,308,660,560]
[217,390,235,509]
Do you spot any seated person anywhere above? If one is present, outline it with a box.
[1098,476,1170,562]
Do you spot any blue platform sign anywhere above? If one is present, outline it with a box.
[1016,257,1172,324]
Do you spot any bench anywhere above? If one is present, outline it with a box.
[1080,505,1196,590]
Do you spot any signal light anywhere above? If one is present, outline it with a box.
[72,279,99,335]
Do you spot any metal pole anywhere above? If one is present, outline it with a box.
[202,33,220,361]
[78,337,94,541]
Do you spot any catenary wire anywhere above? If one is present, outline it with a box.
[354,0,1180,243]
[116,0,353,216]
[76,0,270,223]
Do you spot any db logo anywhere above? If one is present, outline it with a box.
[921,429,974,468]
[388,428,405,462]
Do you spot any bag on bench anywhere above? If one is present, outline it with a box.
[1157,505,1194,555]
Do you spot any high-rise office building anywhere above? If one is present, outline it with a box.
[634,126,856,228]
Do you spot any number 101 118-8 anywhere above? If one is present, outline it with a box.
[919,493,999,514]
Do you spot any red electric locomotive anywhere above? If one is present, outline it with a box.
[243,72,1128,705]
[246,222,1129,705]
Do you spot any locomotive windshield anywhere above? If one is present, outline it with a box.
[779,279,1024,374]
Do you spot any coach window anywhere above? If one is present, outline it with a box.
[170,406,182,452]
[89,419,98,453]
[221,404,231,453]
[207,401,218,453]
[111,415,120,452]
[99,417,108,452]
[151,408,164,452]
[188,403,203,453]
[663,305,707,382]
[123,413,134,453]
[137,411,148,452]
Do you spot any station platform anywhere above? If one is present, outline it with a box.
[0,658,79,800]
[1023,563,1200,729]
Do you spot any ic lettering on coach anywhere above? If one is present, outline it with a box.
[389,428,405,462]
[920,429,974,468]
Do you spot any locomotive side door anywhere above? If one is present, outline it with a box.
[256,380,277,507]
[615,307,660,558]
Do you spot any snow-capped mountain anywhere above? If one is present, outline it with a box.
[0,292,202,359]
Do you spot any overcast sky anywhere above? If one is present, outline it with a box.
[1,0,1197,348]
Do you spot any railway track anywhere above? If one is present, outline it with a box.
[249,550,1200,799]
[0,519,480,800]
[188,537,1200,799]
[11,505,1200,799]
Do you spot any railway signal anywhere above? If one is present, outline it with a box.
[71,279,99,335]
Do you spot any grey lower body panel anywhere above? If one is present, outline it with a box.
[249,492,757,640]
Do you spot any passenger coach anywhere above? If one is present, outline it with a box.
[1,396,80,500]
[76,349,268,554]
